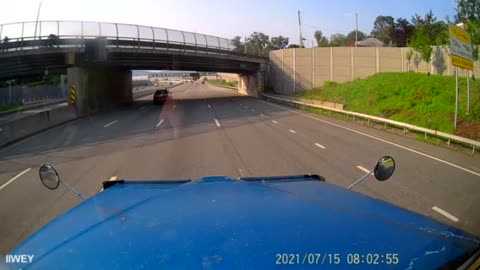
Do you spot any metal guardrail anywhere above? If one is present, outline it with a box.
[262,93,480,154]
[0,20,268,59]
[0,98,66,117]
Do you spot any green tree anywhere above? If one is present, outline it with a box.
[411,10,449,45]
[455,0,480,60]
[410,26,433,74]
[287,44,301,48]
[406,49,414,71]
[371,15,395,45]
[2,36,8,43]
[268,36,289,50]
[392,18,414,47]
[329,33,348,46]
[314,30,329,47]
[346,30,367,44]
[245,32,270,55]
[232,36,244,53]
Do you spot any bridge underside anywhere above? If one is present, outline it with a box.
[0,48,264,81]
[1,46,267,116]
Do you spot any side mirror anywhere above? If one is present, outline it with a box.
[373,156,395,181]
[38,164,86,199]
[39,164,60,190]
[347,156,395,190]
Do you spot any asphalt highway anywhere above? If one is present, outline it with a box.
[1,80,479,254]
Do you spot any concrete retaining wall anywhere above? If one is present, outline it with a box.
[269,47,480,94]
[0,105,78,147]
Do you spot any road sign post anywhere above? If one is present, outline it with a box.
[449,24,474,129]
[467,70,470,114]
[455,68,459,129]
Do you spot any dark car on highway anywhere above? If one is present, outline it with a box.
[153,89,169,104]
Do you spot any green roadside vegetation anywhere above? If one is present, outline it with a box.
[206,79,238,89]
[0,74,62,88]
[0,103,22,112]
[295,72,480,140]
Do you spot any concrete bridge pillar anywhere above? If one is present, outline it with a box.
[238,64,267,97]
[67,67,132,115]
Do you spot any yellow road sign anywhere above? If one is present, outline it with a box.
[449,24,471,44]
[451,55,474,71]
[70,85,76,104]
[449,24,474,71]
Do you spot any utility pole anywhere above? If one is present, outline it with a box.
[34,0,43,40]
[298,10,304,48]
[355,13,358,47]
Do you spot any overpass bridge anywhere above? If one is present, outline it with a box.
[0,21,268,114]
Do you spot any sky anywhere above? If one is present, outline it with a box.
[0,0,458,47]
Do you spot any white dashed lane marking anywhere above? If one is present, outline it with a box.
[104,120,118,128]
[213,118,221,127]
[432,206,459,222]
[314,143,326,149]
[260,100,480,177]
[289,129,296,134]
[356,165,371,173]
[155,119,164,129]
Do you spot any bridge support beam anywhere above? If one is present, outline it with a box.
[67,67,132,115]
[238,66,266,97]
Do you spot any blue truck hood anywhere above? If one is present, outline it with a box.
[5,176,480,269]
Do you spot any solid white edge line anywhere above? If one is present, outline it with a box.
[314,143,326,149]
[260,99,480,177]
[356,165,371,174]
[104,120,118,128]
[155,119,164,129]
[289,129,296,134]
[0,168,31,191]
[432,206,459,222]
[213,118,221,127]
[272,120,278,124]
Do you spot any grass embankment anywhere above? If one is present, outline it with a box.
[206,79,237,89]
[295,72,480,140]
[0,103,22,112]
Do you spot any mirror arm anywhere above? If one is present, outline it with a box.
[347,170,373,190]
[60,180,87,200]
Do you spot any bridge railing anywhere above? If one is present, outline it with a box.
[0,21,268,59]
